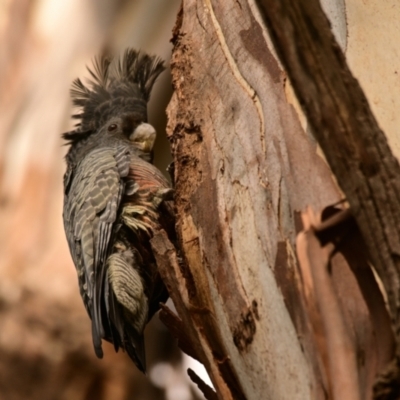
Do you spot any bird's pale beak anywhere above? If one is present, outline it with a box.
[129,123,157,153]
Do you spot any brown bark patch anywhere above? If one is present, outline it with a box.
[232,304,257,352]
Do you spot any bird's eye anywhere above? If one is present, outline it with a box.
[108,124,117,131]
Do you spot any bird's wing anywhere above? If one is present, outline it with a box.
[63,145,131,357]
[126,155,170,189]
[125,156,174,318]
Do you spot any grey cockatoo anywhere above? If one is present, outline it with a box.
[62,49,174,372]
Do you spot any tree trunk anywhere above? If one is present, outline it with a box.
[158,0,398,399]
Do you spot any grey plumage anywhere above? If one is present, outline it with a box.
[62,49,173,372]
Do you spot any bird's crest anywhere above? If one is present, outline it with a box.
[64,49,165,143]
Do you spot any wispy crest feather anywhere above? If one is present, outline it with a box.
[70,56,112,109]
[115,49,165,101]
[64,49,165,143]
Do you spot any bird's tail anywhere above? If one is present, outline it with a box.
[125,325,147,373]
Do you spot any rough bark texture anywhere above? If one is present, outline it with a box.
[256,0,400,394]
[164,0,388,399]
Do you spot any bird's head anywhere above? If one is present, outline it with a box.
[102,114,157,155]
[63,49,164,158]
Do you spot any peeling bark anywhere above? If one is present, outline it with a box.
[297,207,395,400]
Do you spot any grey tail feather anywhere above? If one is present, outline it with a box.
[125,329,146,373]
[92,319,104,358]
[92,247,106,359]
[104,273,120,352]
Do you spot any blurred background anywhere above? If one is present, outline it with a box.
[0,0,205,399]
